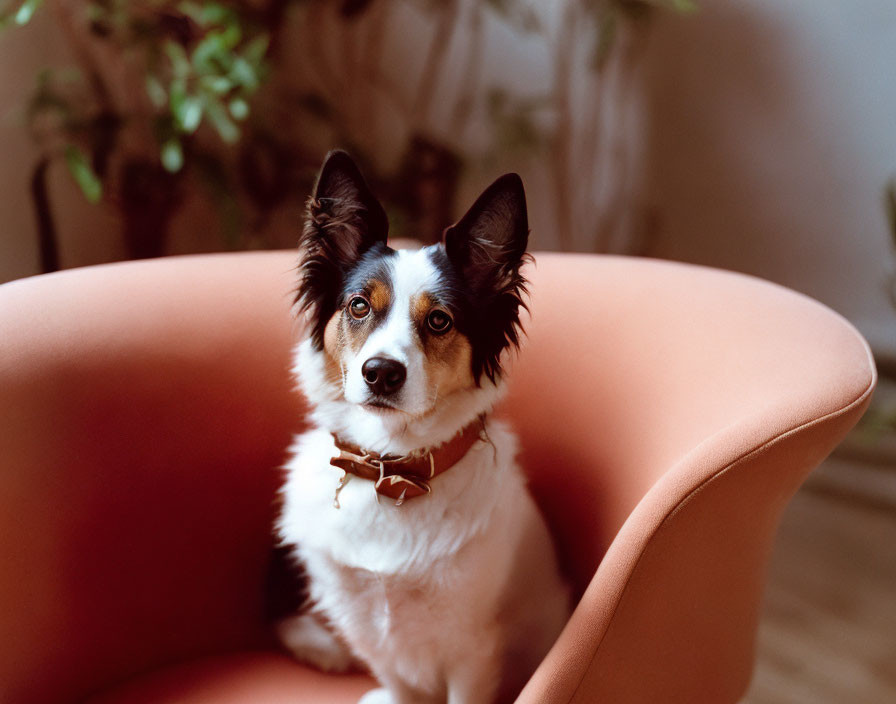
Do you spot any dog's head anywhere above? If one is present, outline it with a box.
[294,150,529,429]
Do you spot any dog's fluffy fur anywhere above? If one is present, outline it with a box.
[276,151,569,704]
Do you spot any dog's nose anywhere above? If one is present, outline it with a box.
[362,357,407,396]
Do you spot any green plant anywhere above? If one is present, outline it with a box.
[3,0,695,271]
[3,0,279,266]
[10,0,269,180]
[885,178,896,309]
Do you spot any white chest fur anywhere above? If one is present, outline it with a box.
[276,420,570,703]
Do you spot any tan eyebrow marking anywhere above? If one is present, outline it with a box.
[368,279,391,313]
[411,292,437,328]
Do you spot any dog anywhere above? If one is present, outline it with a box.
[275,150,569,704]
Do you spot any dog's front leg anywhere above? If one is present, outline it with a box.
[445,657,501,704]
[358,679,429,704]
[276,611,358,673]
[357,688,399,704]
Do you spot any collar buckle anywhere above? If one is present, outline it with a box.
[329,415,486,508]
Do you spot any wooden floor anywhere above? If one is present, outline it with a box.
[743,458,896,703]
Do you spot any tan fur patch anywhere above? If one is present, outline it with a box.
[368,279,391,313]
[323,303,380,387]
[411,292,475,400]
[426,332,475,399]
[343,304,379,355]
[411,292,436,329]
[322,312,345,385]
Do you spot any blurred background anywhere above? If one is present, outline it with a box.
[0,1,894,700]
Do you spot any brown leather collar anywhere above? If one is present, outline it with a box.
[329,416,486,507]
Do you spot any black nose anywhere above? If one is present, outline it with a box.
[361,357,407,396]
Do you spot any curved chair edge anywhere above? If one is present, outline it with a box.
[517,264,877,703]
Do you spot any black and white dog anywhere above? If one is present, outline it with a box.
[276,151,569,704]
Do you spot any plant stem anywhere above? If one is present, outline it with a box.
[51,0,114,113]
[550,0,577,251]
[31,157,59,273]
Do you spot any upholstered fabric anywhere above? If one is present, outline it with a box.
[0,252,874,704]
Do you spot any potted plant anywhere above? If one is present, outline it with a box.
[2,0,695,273]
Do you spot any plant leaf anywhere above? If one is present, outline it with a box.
[168,77,187,125]
[669,0,698,13]
[179,95,203,133]
[229,57,257,90]
[201,75,233,95]
[14,0,44,26]
[190,2,233,28]
[161,138,184,173]
[64,145,102,203]
[885,178,896,251]
[228,97,248,120]
[177,2,206,26]
[202,94,239,143]
[242,35,269,67]
[164,40,191,78]
[145,75,167,109]
[193,25,241,69]
[192,33,228,71]
[630,0,699,14]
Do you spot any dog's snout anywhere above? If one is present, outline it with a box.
[361,357,407,396]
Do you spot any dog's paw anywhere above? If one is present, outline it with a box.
[276,612,357,673]
[357,688,396,704]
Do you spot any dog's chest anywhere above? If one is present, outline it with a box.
[317,556,441,642]
[276,421,568,692]
[312,538,502,687]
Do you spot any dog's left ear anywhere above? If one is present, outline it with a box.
[296,150,388,347]
[444,173,529,291]
[444,174,530,382]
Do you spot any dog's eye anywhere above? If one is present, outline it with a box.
[427,309,452,334]
[348,296,371,320]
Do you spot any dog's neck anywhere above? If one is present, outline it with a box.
[329,415,486,506]
[295,339,505,456]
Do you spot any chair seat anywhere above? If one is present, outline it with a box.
[88,652,375,704]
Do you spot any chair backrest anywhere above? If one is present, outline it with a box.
[505,253,874,703]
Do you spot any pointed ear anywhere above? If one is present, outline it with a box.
[443,173,529,293]
[306,150,388,258]
[296,150,388,347]
[443,174,531,383]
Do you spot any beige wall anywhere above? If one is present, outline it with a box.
[642,0,896,360]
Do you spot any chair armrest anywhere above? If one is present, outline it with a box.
[0,252,303,703]
[510,254,876,703]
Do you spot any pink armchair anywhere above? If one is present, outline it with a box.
[0,251,874,703]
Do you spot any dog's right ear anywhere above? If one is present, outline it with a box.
[296,150,388,347]
[306,150,389,256]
